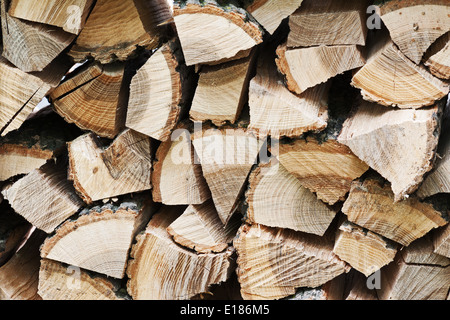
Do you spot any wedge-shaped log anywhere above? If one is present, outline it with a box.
[126,206,235,300]
[433,223,450,259]
[424,32,450,80]
[68,129,152,204]
[40,196,156,279]
[234,223,349,300]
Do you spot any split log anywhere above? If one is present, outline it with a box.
[276,42,365,95]
[424,32,450,80]
[351,30,449,109]
[8,0,94,34]
[234,223,349,300]
[40,196,156,279]
[67,129,152,204]
[287,274,346,300]
[2,160,84,234]
[0,229,47,300]
[344,270,379,300]
[190,51,256,126]
[38,259,127,300]
[126,205,235,300]
[378,235,450,300]
[191,125,264,224]
[1,0,76,72]
[287,0,369,48]
[152,123,210,205]
[245,0,304,35]
[166,199,239,254]
[246,160,338,236]
[172,0,264,66]
[248,47,329,138]
[377,0,450,65]
[433,223,450,259]
[68,0,169,63]
[341,177,448,247]
[49,61,129,139]
[126,39,195,142]
[333,220,398,277]
[338,99,444,201]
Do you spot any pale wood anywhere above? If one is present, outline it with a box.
[276,42,365,95]
[191,126,264,224]
[2,160,84,234]
[424,32,450,80]
[246,160,338,236]
[342,177,448,247]
[152,123,210,205]
[126,206,235,300]
[8,0,94,34]
[38,259,126,300]
[68,0,168,63]
[248,48,329,138]
[338,99,443,201]
[40,196,156,279]
[234,223,349,300]
[287,274,346,300]
[68,129,152,204]
[287,0,369,47]
[274,136,369,205]
[433,223,450,258]
[50,62,128,139]
[126,39,194,142]
[377,0,450,65]
[173,0,264,66]
[190,51,256,126]
[166,199,239,254]
[0,229,46,300]
[351,30,449,109]
[344,270,379,300]
[333,220,398,277]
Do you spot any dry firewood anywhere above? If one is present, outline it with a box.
[343,270,379,300]
[126,205,236,300]
[234,223,350,300]
[351,29,449,109]
[338,98,444,201]
[2,159,84,234]
[424,32,450,80]
[8,0,94,34]
[40,195,156,279]
[378,234,450,300]
[276,42,365,95]
[172,0,264,66]
[287,0,369,48]
[126,39,195,142]
[0,229,46,300]
[287,274,346,300]
[432,222,450,259]
[68,0,169,63]
[191,125,264,224]
[376,0,450,65]
[166,199,239,254]
[68,129,152,205]
[342,176,448,247]
[190,50,256,126]
[246,160,338,236]
[38,259,127,300]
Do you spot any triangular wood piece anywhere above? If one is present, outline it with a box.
[40,196,156,279]
[424,32,450,80]
[126,205,235,300]
[68,129,152,204]
[433,223,450,259]
[246,160,338,236]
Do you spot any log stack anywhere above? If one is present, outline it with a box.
[0,0,449,301]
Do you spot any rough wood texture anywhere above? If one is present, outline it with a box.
[234,223,349,300]
[68,129,152,204]
[40,196,156,279]
[287,274,346,300]
[2,160,84,234]
[246,160,338,236]
[342,177,448,247]
[344,270,379,300]
[424,32,450,80]
[173,0,264,66]
[287,0,368,47]
[38,259,127,300]
[276,43,365,95]
[377,0,450,65]
[126,40,194,142]
[68,0,168,63]
[126,205,235,300]
[433,223,450,258]
[338,99,443,201]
